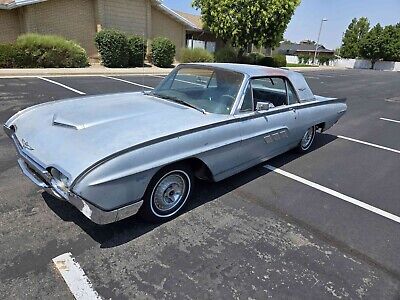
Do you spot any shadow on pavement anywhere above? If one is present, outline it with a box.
[43,133,338,248]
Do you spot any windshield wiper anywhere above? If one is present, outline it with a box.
[153,93,206,114]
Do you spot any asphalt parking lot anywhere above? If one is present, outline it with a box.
[0,69,399,299]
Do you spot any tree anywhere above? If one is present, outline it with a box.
[340,17,370,58]
[192,0,301,57]
[380,23,400,61]
[359,23,384,68]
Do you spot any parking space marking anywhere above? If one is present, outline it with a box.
[147,74,165,79]
[53,252,101,300]
[265,165,400,224]
[102,75,154,89]
[380,117,400,124]
[337,135,400,154]
[37,77,86,95]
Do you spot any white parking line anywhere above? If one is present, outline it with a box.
[102,75,154,89]
[37,77,86,95]
[265,165,400,224]
[147,74,165,79]
[337,135,400,154]
[380,117,400,124]
[53,253,101,300]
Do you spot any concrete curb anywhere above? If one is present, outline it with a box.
[0,65,341,78]
[0,66,174,77]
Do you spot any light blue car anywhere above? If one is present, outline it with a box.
[3,63,347,224]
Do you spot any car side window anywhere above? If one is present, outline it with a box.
[240,83,253,112]
[251,77,288,109]
[287,81,299,105]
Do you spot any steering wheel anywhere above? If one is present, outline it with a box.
[218,94,236,113]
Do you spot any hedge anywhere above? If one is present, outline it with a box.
[179,48,214,63]
[240,52,265,64]
[214,46,238,63]
[257,54,287,67]
[95,29,130,68]
[0,44,21,68]
[0,34,89,68]
[151,37,176,67]
[127,35,147,67]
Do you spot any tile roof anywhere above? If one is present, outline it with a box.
[277,42,334,55]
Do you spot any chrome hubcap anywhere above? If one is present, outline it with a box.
[301,127,314,149]
[153,174,186,211]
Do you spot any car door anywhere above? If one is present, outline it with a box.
[237,76,300,167]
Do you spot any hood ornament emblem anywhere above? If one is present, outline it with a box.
[21,139,34,150]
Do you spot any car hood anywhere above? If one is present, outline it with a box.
[7,92,229,181]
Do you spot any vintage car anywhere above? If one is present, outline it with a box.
[4,63,346,224]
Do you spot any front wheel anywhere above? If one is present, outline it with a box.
[140,164,194,222]
[297,125,316,153]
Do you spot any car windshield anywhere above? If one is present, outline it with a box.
[152,66,244,115]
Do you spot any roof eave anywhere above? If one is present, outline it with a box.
[0,0,47,10]
[152,0,199,29]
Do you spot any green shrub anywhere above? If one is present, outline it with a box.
[127,35,147,67]
[214,46,238,63]
[318,55,332,66]
[179,48,214,63]
[240,52,265,64]
[95,29,130,68]
[0,44,21,68]
[15,33,88,68]
[151,37,176,68]
[298,54,313,64]
[257,54,287,67]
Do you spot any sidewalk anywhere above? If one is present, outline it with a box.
[0,64,174,77]
[0,64,339,77]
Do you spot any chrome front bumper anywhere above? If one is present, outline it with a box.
[5,125,143,225]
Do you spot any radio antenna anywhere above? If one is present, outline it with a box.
[142,30,145,94]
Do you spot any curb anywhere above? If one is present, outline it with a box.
[0,66,342,78]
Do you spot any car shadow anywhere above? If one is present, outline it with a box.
[43,132,337,248]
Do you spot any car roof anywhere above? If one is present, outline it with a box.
[182,63,292,78]
[180,63,315,102]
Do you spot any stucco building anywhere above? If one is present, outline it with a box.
[0,0,203,56]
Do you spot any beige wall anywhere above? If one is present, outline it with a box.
[0,0,188,58]
[97,0,149,37]
[151,6,186,55]
[0,10,20,43]
[21,0,97,55]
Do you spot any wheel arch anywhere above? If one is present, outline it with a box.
[166,157,215,182]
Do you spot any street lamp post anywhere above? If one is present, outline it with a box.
[313,18,328,65]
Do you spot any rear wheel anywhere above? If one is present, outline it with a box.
[140,163,193,222]
[297,125,316,153]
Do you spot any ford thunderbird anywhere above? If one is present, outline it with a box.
[4,63,347,224]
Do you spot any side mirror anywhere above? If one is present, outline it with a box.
[256,102,271,112]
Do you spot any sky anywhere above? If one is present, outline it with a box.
[163,0,400,50]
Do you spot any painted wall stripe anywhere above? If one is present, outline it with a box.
[380,117,400,124]
[264,165,400,224]
[53,253,101,300]
[337,135,400,154]
[38,77,86,95]
[102,75,154,90]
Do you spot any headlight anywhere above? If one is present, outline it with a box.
[50,168,69,191]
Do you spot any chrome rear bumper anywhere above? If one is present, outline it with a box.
[5,124,143,225]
